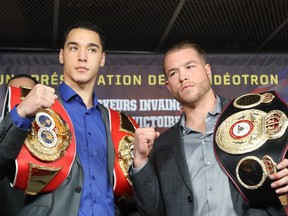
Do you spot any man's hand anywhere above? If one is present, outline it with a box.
[270,159,288,194]
[16,84,58,118]
[133,127,160,168]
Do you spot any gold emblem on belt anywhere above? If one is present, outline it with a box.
[215,109,287,154]
[25,108,72,161]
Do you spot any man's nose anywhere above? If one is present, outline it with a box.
[78,50,87,62]
[179,70,188,82]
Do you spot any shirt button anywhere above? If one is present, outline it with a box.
[88,132,92,135]
[92,175,95,180]
[187,196,193,203]
[208,187,213,191]
[206,161,211,166]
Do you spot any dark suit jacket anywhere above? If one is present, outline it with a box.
[0,103,118,216]
[130,96,286,216]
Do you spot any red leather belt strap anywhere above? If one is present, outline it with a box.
[108,108,138,200]
[8,86,76,195]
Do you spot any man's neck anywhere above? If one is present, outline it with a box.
[65,81,95,109]
[184,93,217,134]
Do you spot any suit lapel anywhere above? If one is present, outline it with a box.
[169,123,193,193]
[98,104,115,187]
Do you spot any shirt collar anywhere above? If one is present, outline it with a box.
[59,82,99,109]
[180,95,222,134]
[211,95,222,115]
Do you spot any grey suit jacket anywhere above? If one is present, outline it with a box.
[0,103,117,216]
[130,96,286,216]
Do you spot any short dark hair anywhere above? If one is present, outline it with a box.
[162,40,208,77]
[7,74,38,86]
[62,21,106,51]
[164,40,208,64]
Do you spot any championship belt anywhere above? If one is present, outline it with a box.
[214,91,288,204]
[108,108,138,200]
[7,86,76,195]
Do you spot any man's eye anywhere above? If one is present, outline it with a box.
[88,48,97,53]
[187,65,195,70]
[70,47,78,51]
[169,71,177,77]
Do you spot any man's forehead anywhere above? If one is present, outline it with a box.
[66,28,99,41]
[8,77,36,88]
[65,29,102,49]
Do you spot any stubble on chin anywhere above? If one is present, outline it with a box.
[178,81,211,105]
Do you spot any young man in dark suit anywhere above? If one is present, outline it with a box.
[0,22,138,216]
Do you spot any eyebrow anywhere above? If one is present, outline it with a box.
[184,60,197,65]
[166,60,196,74]
[66,41,100,48]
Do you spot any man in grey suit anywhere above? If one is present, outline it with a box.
[0,22,138,215]
[129,41,288,215]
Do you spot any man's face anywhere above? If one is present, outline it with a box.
[164,47,212,106]
[8,77,36,88]
[59,28,106,88]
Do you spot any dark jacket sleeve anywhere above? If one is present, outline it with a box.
[129,151,165,216]
[0,114,29,179]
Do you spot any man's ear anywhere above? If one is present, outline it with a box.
[100,52,106,67]
[59,49,64,64]
[205,64,212,78]
[165,80,171,92]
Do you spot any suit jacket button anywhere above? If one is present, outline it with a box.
[75,186,82,193]
[187,196,192,203]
